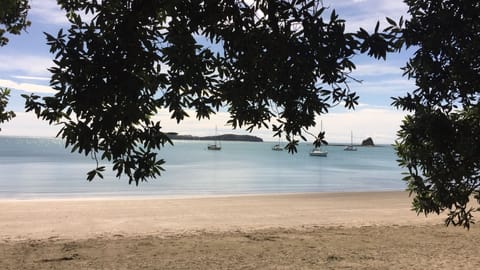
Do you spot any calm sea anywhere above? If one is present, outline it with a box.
[0,136,406,199]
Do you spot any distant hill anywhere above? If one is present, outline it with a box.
[166,133,263,142]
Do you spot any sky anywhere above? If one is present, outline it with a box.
[0,0,414,144]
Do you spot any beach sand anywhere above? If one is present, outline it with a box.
[1,191,480,269]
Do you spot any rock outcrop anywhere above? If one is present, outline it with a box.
[361,137,375,146]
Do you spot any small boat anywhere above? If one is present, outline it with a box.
[310,121,328,157]
[344,131,357,151]
[207,144,221,150]
[207,126,221,150]
[344,145,357,151]
[272,137,283,151]
[272,144,283,151]
[310,148,328,157]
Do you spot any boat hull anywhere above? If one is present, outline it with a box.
[272,144,283,151]
[310,149,328,157]
[207,145,221,150]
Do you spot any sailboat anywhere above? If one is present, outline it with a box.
[310,121,328,157]
[344,131,357,151]
[272,137,283,151]
[272,144,283,151]
[309,147,328,157]
[207,126,221,150]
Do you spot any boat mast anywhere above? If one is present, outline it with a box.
[350,130,353,146]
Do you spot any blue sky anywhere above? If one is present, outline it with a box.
[0,0,414,144]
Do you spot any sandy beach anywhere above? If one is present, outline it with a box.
[1,191,480,269]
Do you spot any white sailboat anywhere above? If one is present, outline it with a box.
[344,131,357,151]
[272,137,283,151]
[272,144,283,151]
[309,147,328,157]
[207,126,221,150]
[310,121,328,157]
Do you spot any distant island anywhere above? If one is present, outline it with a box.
[166,132,263,142]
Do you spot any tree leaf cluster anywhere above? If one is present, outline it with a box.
[390,0,480,228]
[0,0,30,46]
[25,0,172,185]
[23,0,397,185]
[0,88,16,130]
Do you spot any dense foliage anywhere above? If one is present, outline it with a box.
[0,0,30,46]
[23,0,395,185]
[390,0,480,228]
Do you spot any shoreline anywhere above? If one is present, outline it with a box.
[0,189,406,202]
[0,190,447,241]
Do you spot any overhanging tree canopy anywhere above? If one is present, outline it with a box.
[2,0,479,228]
[22,0,395,184]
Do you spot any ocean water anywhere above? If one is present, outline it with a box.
[0,136,406,199]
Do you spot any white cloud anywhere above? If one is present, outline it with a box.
[30,0,69,25]
[324,0,408,16]
[11,75,50,81]
[152,106,406,144]
[320,107,407,144]
[0,54,53,76]
[30,0,98,26]
[351,63,403,77]
[0,112,60,137]
[323,0,409,32]
[351,78,415,95]
[0,79,55,94]
[151,109,237,137]
[2,105,407,145]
